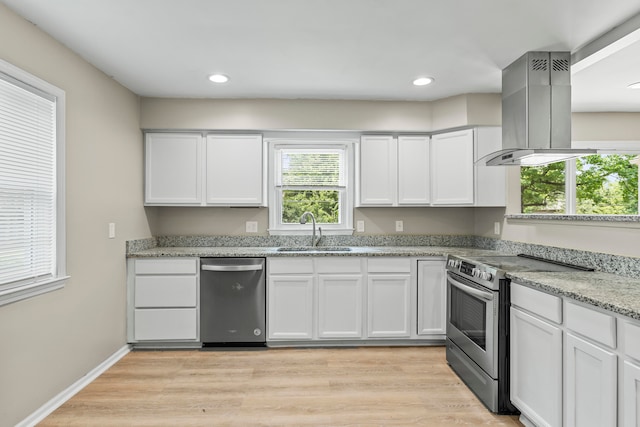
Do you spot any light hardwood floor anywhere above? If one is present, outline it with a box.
[40,346,523,426]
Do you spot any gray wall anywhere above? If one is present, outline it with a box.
[0,5,151,426]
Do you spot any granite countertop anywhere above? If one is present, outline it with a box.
[127,238,640,321]
[507,270,640,321]
[127,245,505,259]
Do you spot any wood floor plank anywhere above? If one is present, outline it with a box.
[39,346,522,426]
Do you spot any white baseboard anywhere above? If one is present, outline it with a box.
[16,344,131,427]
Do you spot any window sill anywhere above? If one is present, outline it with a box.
[0,276,69,307]
[268,228,354,236]
[505,214,640,227]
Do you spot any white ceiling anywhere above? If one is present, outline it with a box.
[3,0,640,111]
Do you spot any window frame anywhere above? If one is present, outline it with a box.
[520,141,640,215]
[0,59,68,306]
[267,137,355,235]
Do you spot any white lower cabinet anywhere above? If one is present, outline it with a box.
[128,258,199,344]
[621,320,640,427]
[134,308,198,341]
[510,282,640,427]
[317,274,363,338]
[417,259,446,337]
[367,258,412,338]
[623,361,640,427]
[267,275,314,340]
[510,306,563,427]
[565,333,617,427]
[267,256,442,344]
[367,273,411,338]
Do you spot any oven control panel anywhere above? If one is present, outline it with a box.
[446,256,500,287]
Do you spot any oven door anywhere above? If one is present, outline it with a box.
[446,271,499,378]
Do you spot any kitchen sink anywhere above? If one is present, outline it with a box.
[276,246,353,252]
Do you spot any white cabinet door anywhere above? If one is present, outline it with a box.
[134,308,198,341]
[145,133,202,205]
[317,274,363,338]
[565,333,617,427]
[430,129,474,205]
[205,134,264,206]
[474,127,506,207]
[134,276,197,308]
[268,275,314,340]
[358,135,397,206]
[624,360,640,427]
[417,260,446,336]
[398,136,430,205]
[367,274,411,338]
[510,307,563,427]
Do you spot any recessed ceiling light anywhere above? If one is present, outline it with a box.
[208,74,229,83]
[628,82,640,89]
[413,77,434,86]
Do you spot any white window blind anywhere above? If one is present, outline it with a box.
[277,148,345,187]
[0,74,57,289]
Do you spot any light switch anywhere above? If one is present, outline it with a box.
[395,220,404,232]
[108,222,116,239]
[246,221,258,233]
[356,220,365,232]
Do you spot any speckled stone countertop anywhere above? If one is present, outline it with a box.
[508,271,640,321]
[127,245,505,259]
[127,234,640,320]
[505,214,640,222]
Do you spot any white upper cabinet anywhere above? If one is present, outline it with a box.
[398,136,431,205]
[358,135,430,206]
[430,129,474,205]
[474,127,506,207]
[145,133,203,205]
[205,134,265,206]
[358,135,398,206]
[144,132,265,206]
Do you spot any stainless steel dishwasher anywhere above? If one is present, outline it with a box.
[200,258,266,347]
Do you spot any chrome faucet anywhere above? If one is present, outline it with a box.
[300,211,322,247]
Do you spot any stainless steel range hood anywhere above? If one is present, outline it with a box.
[487,51,595,166]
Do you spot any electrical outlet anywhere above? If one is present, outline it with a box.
[395,220,404,232]
[246,221,258,233]
[108,222,116,239]
[494,222,501,235]
[356,220,365,232]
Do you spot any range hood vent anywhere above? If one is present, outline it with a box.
[487,51,595,166]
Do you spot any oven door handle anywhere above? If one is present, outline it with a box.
[448,275,494,301]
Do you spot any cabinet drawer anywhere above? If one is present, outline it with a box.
[316,257,362,273]
[511,283,562,324]
[135,258,197,275]
[367,258,411,273]
[565,301,616,348]
[268,258,313,274]
[624,321,640,361]
[134,276,197,307]
[134,308,197,341]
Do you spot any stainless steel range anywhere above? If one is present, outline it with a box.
[445,253,593,414]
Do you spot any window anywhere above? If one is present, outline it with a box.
[268,139,354,234]
[521,146,639,215]
[0,59,67,306]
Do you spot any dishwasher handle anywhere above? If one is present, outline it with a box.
[201,264,263,272]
